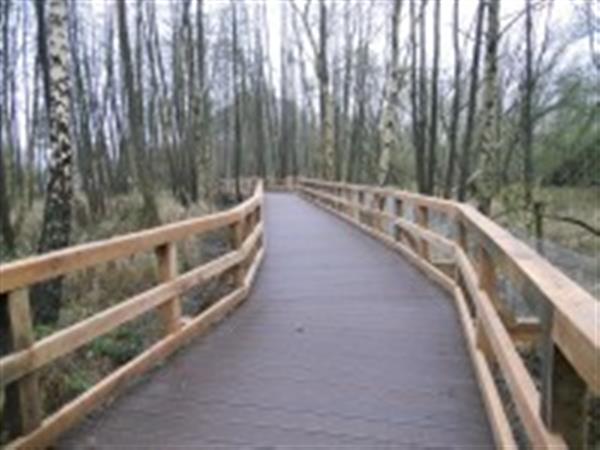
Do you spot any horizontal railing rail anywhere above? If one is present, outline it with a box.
[0,180,265,449]
[298,177,598,450]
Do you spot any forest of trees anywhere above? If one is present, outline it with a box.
[0,0,598,266]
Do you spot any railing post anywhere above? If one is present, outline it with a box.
[478,245,515,328]
[376,192,386,233]
[372,192,381,230]
[457,220,467,251]
[230,216,246,287]
[394,198,404,243]
[416,205,430,260]
[540,342,588,449]
[357,191,365,223]
[4,288,43,436]
[156,243,181,334]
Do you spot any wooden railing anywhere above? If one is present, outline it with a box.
[0,181,265,449]
[298,177,598,450]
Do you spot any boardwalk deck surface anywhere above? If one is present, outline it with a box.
[61,193,492,448]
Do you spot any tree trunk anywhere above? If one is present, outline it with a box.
[32,0,74,324]
[444,0,461,198]
[522,0,534,206]
[377,0,402,186]
[0,0,15,256]
[426,0,440,195]
[410,1,425,193]
[232,2,242,201]
[457,0,485,201]
[117,0,159,224]
[475,0,501,215]
[318,0,335,180]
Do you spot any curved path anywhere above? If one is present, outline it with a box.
[61,193,492,448]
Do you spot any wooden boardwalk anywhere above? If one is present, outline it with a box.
[60,193,492,448]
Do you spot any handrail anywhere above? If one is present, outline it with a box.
[298,177,597,450]
[0,181,265,449]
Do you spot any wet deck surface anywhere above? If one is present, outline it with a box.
[61,193,492,448]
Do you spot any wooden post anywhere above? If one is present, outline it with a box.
[541,346,589,449]
[372,193,381,230]
[358,191,365,223]
[395,198,404,218]
[230,217,246,287]
[376,193,386,233]
[394,198,404,243]
[478,245,515,327]
[155,243,181,335]
[457,220,467,251]
[6,289,43,435]
[343,187,350,216]
[533,200,545,255]
[416,205,430,260]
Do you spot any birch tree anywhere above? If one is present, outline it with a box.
[377,0,402,186]
[475,0,501,214]
[458,0,485,201]
[32,0,74,323]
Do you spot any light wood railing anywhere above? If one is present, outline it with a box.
[298,177,598,450]
[0,181,265,449]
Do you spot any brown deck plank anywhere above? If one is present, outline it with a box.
[60,193,492,448]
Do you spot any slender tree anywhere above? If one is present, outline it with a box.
[231,1,243,200]
[444,0,462,198]
[377,0,402,186]
[522,0,534,206]
[457,0,485,201]
[475,0,501,214]
[426,0,440,194]
[117,0,159,224]
[32,0,74,323]
[0,0,15,256]
[318,0,335,179]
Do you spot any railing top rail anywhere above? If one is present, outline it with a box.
[0,181,263,295]
[457,203,598,391]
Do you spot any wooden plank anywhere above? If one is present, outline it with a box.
[155,243,181,335]
[243,247,265,289]
[299,177,457,217]
[476,286,566,449]
[509,317,541,348]
[478,245,516,327]
[305,178,597,391]
[6,286,249,450]
[0,183,263,294]
[452,287,517,449]
[7,289,42,434]
[456,249,516,335]
[300,191,456,293]
[300,190,510,447]
[230,218,246,287]
[545,346,589,449]
[0,224,263,387]
[416,206,430,261]
[458,203,599,392]
[395,217,456,255]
